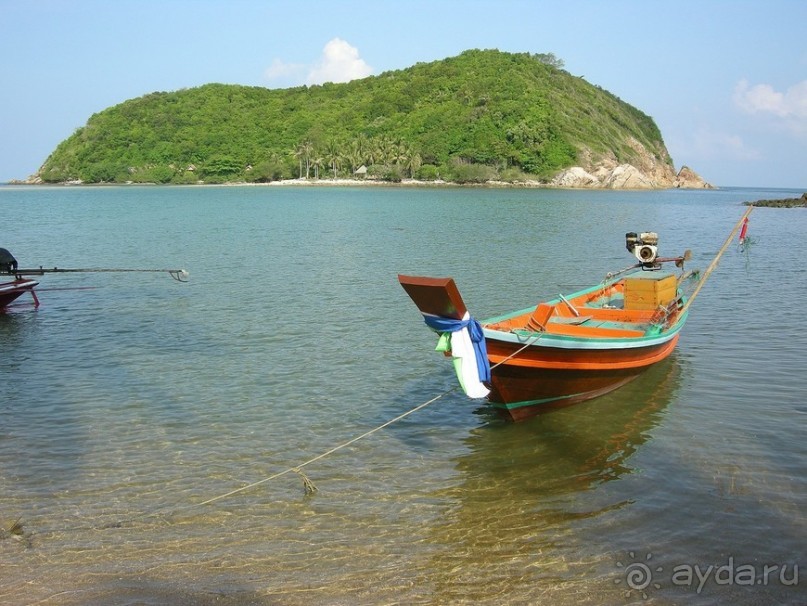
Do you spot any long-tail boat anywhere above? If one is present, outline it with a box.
[0,247,188,312]
[0,278,40,309]
[399,209,752,421]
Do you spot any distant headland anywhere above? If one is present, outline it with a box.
[20,49,711,190]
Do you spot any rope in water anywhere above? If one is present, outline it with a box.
[194,334,541,506]
[5,385,461,539]
[3,322,545,542]
[196,387,460,504]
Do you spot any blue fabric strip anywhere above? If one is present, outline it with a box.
[422,315,491,383]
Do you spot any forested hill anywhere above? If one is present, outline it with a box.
[37,49,674,185]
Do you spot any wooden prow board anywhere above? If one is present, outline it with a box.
[397,274,467,320]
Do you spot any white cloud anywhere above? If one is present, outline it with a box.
[305,38,373,85]
[733,79,807,135]
[263,38,373,88]
[264,58,305,82]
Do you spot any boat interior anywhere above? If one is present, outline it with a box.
[485,274,682,339]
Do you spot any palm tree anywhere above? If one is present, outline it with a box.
[366,142,381,167]
[405,149,422,178]
[392,138,408,167]
[312,155,324,179]
[346,148,363,174]
[292,145,304,179]
[293,139,315,178]
[353,134,370,167]
[325,139,341,179]
[377,136,394,166]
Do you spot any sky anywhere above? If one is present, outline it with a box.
[1,0,805,188]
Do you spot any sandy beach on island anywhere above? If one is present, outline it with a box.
[255,177,548,188]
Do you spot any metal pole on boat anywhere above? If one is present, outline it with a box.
[6,267,189,282]
[679,206,753,316]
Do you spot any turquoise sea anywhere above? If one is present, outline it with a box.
[0,184,804,605]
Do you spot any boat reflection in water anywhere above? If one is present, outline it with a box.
[413,355,683,602]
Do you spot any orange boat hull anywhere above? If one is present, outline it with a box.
[484,335,680,421]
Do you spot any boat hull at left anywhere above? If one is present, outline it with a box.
[0,279,40,310]
[0,247,187,311]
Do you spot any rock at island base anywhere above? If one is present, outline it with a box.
[551,163,712,189]
[673,166,713,189]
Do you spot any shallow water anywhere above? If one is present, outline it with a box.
[0,184,804,604]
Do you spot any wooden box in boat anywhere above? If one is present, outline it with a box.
[623,272,677,310]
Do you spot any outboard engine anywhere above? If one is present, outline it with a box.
[0,248,19,273]
[625,232,659,268]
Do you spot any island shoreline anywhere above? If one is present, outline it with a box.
[3,176,716,191]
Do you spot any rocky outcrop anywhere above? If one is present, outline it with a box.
[673,166,713,189]
[551,164,657,188]
[550,166,600,188]
[601,164,658,189]
[550,140,712,189]
[747,192,807,207]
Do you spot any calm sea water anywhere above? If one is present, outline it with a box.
[0,184,804,605]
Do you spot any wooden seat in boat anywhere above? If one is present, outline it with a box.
[526,303,593,332]
[526,303,555,331]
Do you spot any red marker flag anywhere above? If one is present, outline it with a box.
[738,217,749,246]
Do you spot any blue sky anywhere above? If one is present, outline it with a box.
[1,0,805,188]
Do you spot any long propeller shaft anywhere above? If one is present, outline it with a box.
[6,267,189,282]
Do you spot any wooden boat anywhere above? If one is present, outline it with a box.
[399,267,689,421]
[399,210,752,422]
[0,278,40,310]
[0,246,188,311]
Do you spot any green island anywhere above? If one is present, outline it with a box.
[746,193,807,208]
[35,49,680,187]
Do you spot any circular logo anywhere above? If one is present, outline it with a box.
[615,552,663,599]
[625,561,653,590]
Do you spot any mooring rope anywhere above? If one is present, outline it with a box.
[4,330,548,545]
[195,386,461,505]
[679,206,753,317]
[1,384,468,542]
[192,330,545,507]
[500,331,545,361]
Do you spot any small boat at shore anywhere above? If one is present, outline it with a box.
[0,247,188,312]
[399,209,752,421]
[0,278,40,309]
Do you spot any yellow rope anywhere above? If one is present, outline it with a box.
[195,331,547,507]
[196,386,460,506]
[679,206,753,317]
[18,385,465,535]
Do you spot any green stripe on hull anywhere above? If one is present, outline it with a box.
[491,392,588,411]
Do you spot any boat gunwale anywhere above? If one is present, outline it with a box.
[480,272,630,325]
[480,271,689,350]
[0,279,39,292]
[484,321,686,349]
